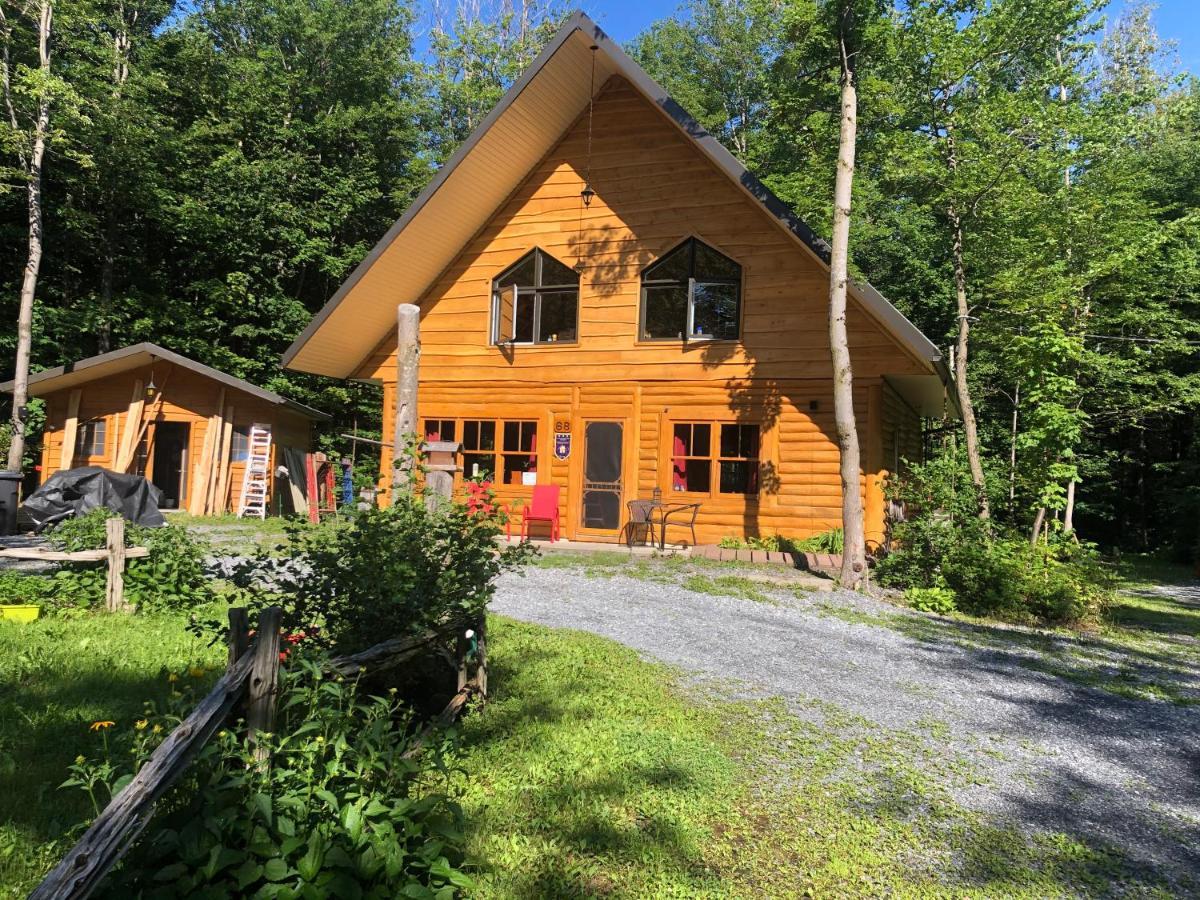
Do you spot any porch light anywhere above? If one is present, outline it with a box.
[580,184,595,207]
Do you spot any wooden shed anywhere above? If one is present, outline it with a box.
[3,343,328,515]
[282,13,950,548]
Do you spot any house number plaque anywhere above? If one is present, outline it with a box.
[554,419,571,460]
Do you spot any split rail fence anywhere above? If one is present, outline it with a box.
[30,606,487,900]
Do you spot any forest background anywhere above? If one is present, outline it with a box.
[0,0,1196,559]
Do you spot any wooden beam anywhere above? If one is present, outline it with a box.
[211,405,235,515]
[113,380,144,473]
[0,546,148,561]
[392,303,420,499]
[59,389,82,471]
[104,517,127,612]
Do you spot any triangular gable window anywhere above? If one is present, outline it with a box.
[491,249,579,346]
[640,238,741,341]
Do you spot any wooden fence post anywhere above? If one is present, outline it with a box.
[228,607,249,668]
[246,606,282,764]
[474,614,488,699]
[455,628,469,693]
[104,518,126,612]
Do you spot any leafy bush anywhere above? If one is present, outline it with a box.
[904,586,957,615]
[0,570,52,605]
[44,510,212,613]
[225,481,531,651]
[69,655,472,898]
[716,529,843,554]
[877,455,1111,625]
[717,534,786,551]
[793,528,844,554]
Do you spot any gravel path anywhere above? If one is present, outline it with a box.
[492,566,1200,888]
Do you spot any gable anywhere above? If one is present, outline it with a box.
[283,11,941,387]
[350,77,930,386]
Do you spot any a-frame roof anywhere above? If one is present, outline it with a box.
[282,10,942,383]
[1,342,329,420]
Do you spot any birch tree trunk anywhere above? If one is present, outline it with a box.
[828,21,866,589]
[6,0,52,472]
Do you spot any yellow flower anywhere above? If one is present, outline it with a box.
[89,721,115,731]
[74,755,85,765]
[218,730,227,739]
[152,724,163,734]
[315,736,325,743]
[134,719,148,731]
[167,673,178,683]
[188,666,206,679]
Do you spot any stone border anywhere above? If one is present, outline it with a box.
[692,545,843,573]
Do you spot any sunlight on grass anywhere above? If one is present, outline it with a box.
[0,613,223,896]
[454,616,1168,897]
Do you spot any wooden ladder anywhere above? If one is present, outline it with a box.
[236,423,273,519]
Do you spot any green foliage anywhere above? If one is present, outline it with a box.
[904,586,957,616]
[0,571,51,605]
[878,455,1112,625]
[792,528,844,554]
[223,483,531,651]
[69,655,471,898]
[716,528,843,554]
[44,511,212,613]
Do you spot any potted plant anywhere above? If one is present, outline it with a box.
[0,571,47,622]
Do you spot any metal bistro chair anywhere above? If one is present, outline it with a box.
[657,502,701,550]
[624,499,658,547]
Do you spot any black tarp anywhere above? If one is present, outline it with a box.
[22,466,166,531]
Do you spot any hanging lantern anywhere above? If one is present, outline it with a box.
[145,360,157,398]
[580,184,595,207]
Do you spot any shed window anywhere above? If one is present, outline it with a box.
[491,249,579,345]
[231,427,250,462]
[670,422,759,496]
[76,418,107,458]
[641,238,741,341]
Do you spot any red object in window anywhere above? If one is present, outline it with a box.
[672,435,687,490]
[507,483,560,541]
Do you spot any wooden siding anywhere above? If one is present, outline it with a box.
[362,78,929,544]
[39,363,313,515]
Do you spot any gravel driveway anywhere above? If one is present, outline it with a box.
[492,564,1200,890]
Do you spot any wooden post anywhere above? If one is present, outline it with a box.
[59,388,82,471]
[474,614,488,699]
[455,628,469,693]
[393,303,420,500]
[227,607,249,668]
[246,606,282,764]
[105,517,126,612]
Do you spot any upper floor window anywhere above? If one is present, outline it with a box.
[491,248,579,346]
[640,238,741,341]
[75,418,107,458]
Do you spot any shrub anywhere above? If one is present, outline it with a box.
[44,510,212,613]
[793,528,844,554]
[904,586,957,615]
[68,655,472,897]
[0,570,52,605]
[878,455,1111,625]
[224,481,532,651]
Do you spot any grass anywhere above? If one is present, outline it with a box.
[454,616,1170,897]
[0,611,223,896]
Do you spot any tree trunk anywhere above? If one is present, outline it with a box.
[1030,506,1046,546]
[1063,478,1076,533]
[6,0,52,472]
[828,21,866,590]
[1008,381,1020,507]
[946,200,990,520]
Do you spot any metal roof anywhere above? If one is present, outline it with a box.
[283,10,942,381]
[1,343,330,421]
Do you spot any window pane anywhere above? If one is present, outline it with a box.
[503,421,520,451]
[463,453,495,480]
[671,458,710,492]
[692,424,711,456]
[513,293,535,343]
[720,424,758,458]
[463,420,479,450]
[496,253,535,289]
[538,250,578,287]
[672,424,692,456]
[643,285,688,339]
[232,427,249,462]
[719,460,757,494]
[692,282,740,339]
[537,291,577,343]
[694,241,740,280]
[644,241,691,282]
[478,421,496,451]
[424,419,456,442]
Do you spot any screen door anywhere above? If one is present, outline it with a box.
[581,421,623,531]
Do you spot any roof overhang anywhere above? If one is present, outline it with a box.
[283,10,943,386]
[2,343,330,421]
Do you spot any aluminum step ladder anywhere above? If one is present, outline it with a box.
[236,423,273,519]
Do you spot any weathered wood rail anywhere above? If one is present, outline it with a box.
[31,607,486,900]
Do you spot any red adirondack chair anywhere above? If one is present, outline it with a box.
[508,484,561,542]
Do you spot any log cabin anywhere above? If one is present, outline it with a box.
[2,343,328,515]
[283,12,950,547]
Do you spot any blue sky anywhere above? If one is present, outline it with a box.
[584,0,1199,74]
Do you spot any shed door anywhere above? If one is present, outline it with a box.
[580,421,623,532]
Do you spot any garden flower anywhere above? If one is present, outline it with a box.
[74,755,85,765]
[152,724,163,734]
[90,721,115,731]
[167,672,178,683]
[135,719,148,731]
[188,666,206,679]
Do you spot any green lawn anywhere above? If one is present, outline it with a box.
[455,617,1164,897]
[0,606,1176,898]
[0,612,223,897]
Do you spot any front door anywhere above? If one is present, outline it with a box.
[580,420,623,534]
[151,422,190,509]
